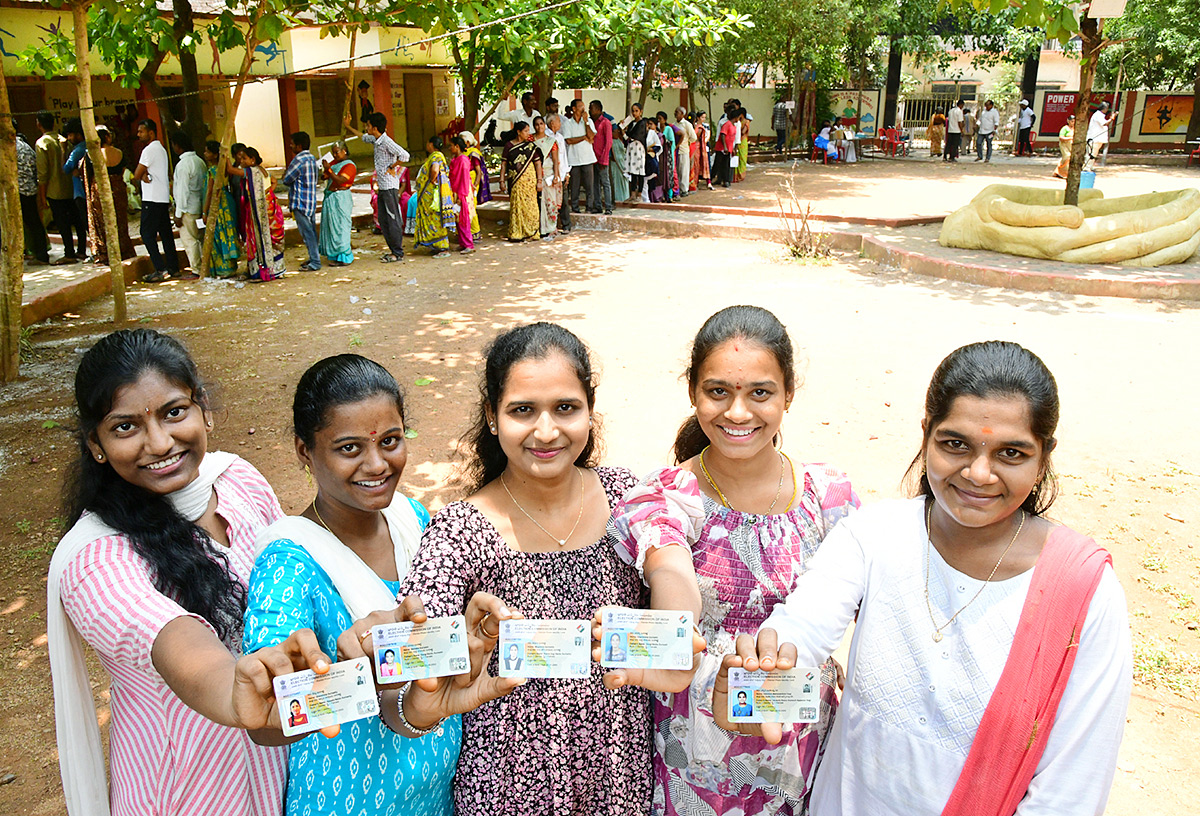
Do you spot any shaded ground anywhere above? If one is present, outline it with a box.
[2,220,1198,814]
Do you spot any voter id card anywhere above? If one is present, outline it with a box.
[371,615,470,684]
[600,608,694,670]
[498,619,590,679]
[727,667,821,724]
[274,658,379,737]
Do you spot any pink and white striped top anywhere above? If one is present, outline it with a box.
[59,457,288,816]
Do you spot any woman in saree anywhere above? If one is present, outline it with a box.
[202,141,240,278]
[319,140,357,266]
[462,130,492,213]
[237,146,286,282]
[656,112,677,202]
[620,104,648,203]
[532,116,561,239]
[413,136,456,257]
[694,111,712,191]
[498,122,542,242]
[610,122,630,204]
[928,110,946,158]
[82,125,137,265]
[735,108,750,183]
[644,119,662,203]
[447,136,476,254]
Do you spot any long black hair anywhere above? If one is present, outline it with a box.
[294,354,406,447]
[463,323,602,494]
[673,306,797,463]
[904,340,1060,515]
[65,329,245,643]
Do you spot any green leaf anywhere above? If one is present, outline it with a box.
[404,428,419,439]
[41,420,60,430]
[414,376,435,386]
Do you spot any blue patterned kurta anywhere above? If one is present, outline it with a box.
[244,498,461,816]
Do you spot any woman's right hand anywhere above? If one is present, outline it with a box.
[711,628,796,745]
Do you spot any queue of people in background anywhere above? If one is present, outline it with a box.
[51,315,1133,816]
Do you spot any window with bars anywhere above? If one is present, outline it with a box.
[308,78,347,136]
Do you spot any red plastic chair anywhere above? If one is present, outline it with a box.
[810,134,828,164]
[877,128,899,157]
[1189,145,1200,166]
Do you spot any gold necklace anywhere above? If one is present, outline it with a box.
[924,500,1025,643]
[311,499,334,533]
[698,446,796,513]
[501,468,585,547]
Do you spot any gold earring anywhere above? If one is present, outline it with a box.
[304,464,313,487]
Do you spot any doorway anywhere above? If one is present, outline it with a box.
[404,73,435,156]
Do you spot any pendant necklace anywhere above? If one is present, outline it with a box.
[501,468,585,547]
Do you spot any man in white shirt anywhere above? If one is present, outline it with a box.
[945,100,964,162]
[975,100,1000,162]
[674,107,697,196]
[1016,99,1035,156]
[170,131,208,272]
[561,99,596,214]
[1087,101,1116,164]
[132,119,184,281]
[496,92,540,131]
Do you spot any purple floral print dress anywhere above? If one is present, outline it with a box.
[609,463,858,816]
[398,466,653,816]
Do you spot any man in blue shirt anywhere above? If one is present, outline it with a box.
[283,131,321,271]
[61,118,89,260]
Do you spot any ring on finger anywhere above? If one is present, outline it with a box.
[359,629,372,642]
[479,612,500,640]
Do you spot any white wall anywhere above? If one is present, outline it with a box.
[236,81,286,167]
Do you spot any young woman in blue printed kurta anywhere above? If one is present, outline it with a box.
[243,354,461,816]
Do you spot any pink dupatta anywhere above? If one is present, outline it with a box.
[942,526,1111,816]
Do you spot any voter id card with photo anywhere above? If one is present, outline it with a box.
[273,658,379,737]
[371,615,470,684]
[498,619,591,679]
[600,608,694,670]
[727,666,821,724]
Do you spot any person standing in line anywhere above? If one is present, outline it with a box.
[945,100,964,163]
[714,112,736,188]
[549,114,571,233]
[533,116,562,239]
[590,100,613,215]
[345,112,410,263]
[132,118,183,282]
[1087,101,1116,167]
[202,141,241,278]
[674,107,696,198]
[447,135,476,253]
[544,97,561,120]
[15,122,50,264]
[961,106,975,157]
[975,99,999,162]
[496,91,541,131]
[694,111,713,191]
[318,140,358,266]
[170,131,208,273]
[36,111,82,264]
[609,122,630,204]
[772,97,789,151]
[62,119,90,261]
[620,103,648,203]
[562,99,596,214]
[1016,100,1035,156]
[282,131,321,271]
[83,126,137,266]
[1054,114,1075,179]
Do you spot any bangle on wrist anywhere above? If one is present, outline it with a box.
[396,681,444,738]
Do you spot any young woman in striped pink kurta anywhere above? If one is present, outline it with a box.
[50,329,324,816]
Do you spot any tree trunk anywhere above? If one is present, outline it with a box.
[1065,17,1102,208]
[0,57,23,380]
[173,0,206,149]
[198,33,259,278]
[1020,48,1041,104]
[73,0,127,324]
[532,71,552,108]
[339,1,363,139]
[625,45,634,114]
[637,44,661,109]
[139,48,167,119]
[1187,61,1200,143]
[883,36,902,129]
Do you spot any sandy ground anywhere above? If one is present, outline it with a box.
[1,218,1198,813]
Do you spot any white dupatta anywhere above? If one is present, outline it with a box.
[251,496,424,623]
[47,451,238,816]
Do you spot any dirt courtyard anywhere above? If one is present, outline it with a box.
[2,218,1198,814]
